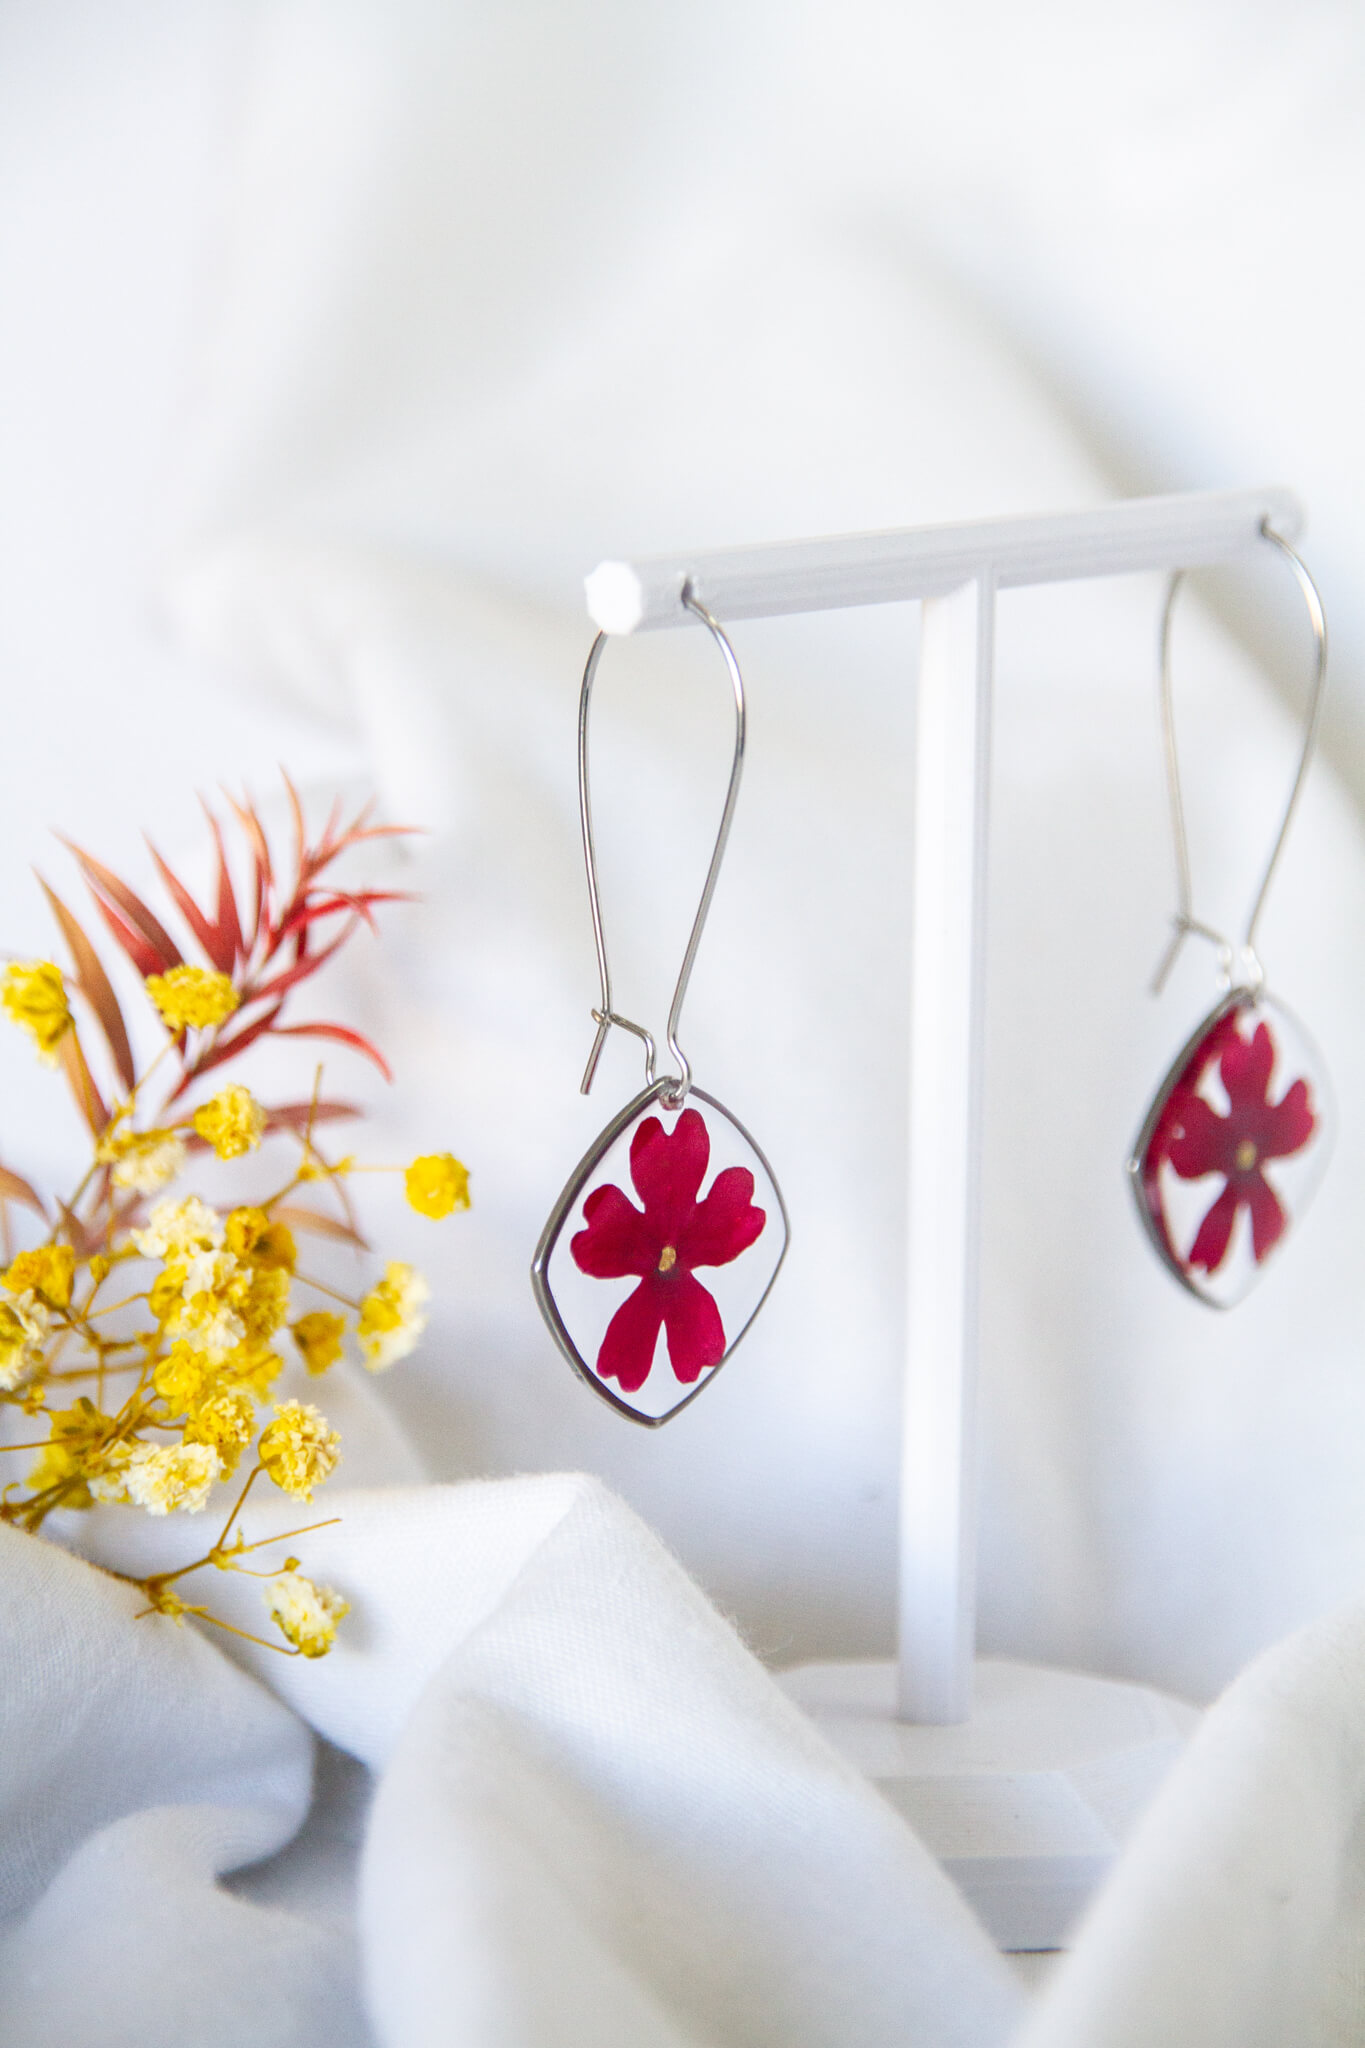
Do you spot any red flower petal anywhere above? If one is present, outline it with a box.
[629,1111,710,1239]
[1167,1094,1235,1180]
[574,1102,771,1395]
[1188,1182,1240,1274]
[1245,1172,1287,1261]
[1219,1021,1274,1112]
[596,1280,666,1392]
[677,1166,766,1269]
[571,1184,658,1279]
[1257,1076,1316,1162]
[660,1271,727,1383]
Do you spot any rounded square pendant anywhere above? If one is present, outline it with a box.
[1128,990,1332,1308]
[532,1082,789,1424]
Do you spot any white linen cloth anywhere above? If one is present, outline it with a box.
[36,1475,1021,2048]
[9,1473,1365,2046]
[6,2,1365,2041]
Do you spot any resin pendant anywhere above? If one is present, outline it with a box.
[1128,990,1332,1307]
[533,1082,789,1424]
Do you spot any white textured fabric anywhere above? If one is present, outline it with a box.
[5,1,1365,2041]
[53,1477,1023,2048]
[16,1480,1365,2045]
[1021,1603,1365,2048]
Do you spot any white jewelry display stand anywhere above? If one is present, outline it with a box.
[586,487,1299,1949]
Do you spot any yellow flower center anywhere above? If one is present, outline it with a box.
[1235,1138,1258,1172]
[658,1245,678,1273]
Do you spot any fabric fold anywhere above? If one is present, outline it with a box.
[1019,1601,1365,2048]
[0,1521,368,2047]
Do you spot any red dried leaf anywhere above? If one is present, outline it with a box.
[168,1001,286,1097]
[251,916,361,1004]
[203,806,244,966]
[222,792,272,939]
[264,1101,361,1132]
[272,1022,393,1081]
[0,1165,47,1219]
[56,1200,96,1259]
[56,1029,108,1136]
[342,822,417,847]
[84,894,165,980]
[146,840,234,976]
[61,841,182,971]
[35,875,136,1093]
[281,768,307,886]
[272,1203,369,1251]
[275,891,412,945]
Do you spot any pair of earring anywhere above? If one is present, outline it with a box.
[534,527,1331,1426]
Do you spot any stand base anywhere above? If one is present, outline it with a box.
[775,1657,1199,1951]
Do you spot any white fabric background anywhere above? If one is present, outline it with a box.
[4,1,1365,2039]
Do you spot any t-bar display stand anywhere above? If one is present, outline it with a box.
[585,487,1298,1948]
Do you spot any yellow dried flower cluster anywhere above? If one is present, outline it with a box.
[145,965,239,1033]
[97,1127,186,1194]
[259,1400,342,1501]
[266,1569,349,1657]
[404,1153,471,1219]
[5,1243,75,1308]
[358,1262,431,1372]
[2,961,73,1064]
[0,794,470,1660]
[194,1084,265,1160]
[292,1310,345,1375]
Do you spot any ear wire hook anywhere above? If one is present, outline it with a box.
[577,581,747,1105]
[1152,518,1328,996]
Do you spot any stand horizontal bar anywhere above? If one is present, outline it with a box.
[584,486,1303,634]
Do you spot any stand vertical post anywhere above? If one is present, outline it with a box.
[900,578,994,1723]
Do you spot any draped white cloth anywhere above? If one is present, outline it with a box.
[10,1475,1365,2047]
[5,0,1365,2039]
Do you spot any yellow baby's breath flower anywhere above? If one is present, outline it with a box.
[357,1261,430,1373]
[26,1438,89,1504]
[183,1386,256,1478]
[224,1345,283,1402]
[4,1243,75,1309]
[0,1290,49,1391]
[404,1153,471,1219]
[291,1310,345,1376]
[98,1128,185,1195]
[194,1085,266,1160]
[258,1399,340,1502]
[148,1267,185,1326]
[174,1299,246,1366]
[87,1441,135,1505]
[132,1195,224,1263]
[225,1207,296,1273]
[153,1341,215,1414]
[145,965,239,1033]
[265,1569,349,1657]
[120,1441,220,1515]
[237,1264,291,1347]
[2,960,72,1063]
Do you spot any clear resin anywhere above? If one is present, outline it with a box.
[1129,991,1332,1308]
[533,1083,789,1423]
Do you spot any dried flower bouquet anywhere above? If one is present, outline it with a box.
[0,780,467,1657]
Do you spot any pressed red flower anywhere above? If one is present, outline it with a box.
[570,1108,766,1392]
[1156,1013,1316,1275]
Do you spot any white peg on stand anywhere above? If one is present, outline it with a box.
[586,488,1297,1950]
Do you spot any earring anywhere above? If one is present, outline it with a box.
[532,586,789,1424]
[1128,522,1332,1307]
